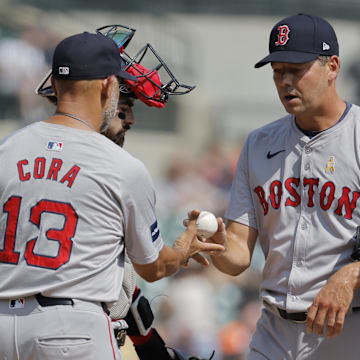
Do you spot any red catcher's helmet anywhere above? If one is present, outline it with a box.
[97,25,195,107]
[125,62,165,108]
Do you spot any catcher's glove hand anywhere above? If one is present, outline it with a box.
[167,347,215,360]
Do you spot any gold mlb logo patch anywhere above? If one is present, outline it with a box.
[325,156,335,175]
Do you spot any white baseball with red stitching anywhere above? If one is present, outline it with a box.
[196,211,218,238]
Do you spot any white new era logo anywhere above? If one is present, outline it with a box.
[59,66,69,75]
[322,42,330,51]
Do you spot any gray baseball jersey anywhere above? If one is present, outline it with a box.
[226,102,360,312]
[0,121,163,302]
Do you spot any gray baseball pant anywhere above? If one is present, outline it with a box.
[0,295,121,360]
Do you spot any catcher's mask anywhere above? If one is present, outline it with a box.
[35,24,195,108]
[96,24,136,53]
[119,42,195,107]
[97,25,195,107]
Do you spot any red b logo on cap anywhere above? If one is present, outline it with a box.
[275,25,290,46]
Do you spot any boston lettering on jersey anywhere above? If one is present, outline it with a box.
[17,157,80,188]
[254,177,360,220]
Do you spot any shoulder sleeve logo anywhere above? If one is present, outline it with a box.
[150,220,160,242]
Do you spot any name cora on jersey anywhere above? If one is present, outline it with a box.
[17,157,80,188]
[254,177,359,220]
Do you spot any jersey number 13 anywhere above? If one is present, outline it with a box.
[1,196,78,270]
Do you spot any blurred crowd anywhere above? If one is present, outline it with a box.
[0,25,265,360]
[135,145,265,360]
[0,26,59,124]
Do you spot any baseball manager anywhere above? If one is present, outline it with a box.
[0,32,223,360]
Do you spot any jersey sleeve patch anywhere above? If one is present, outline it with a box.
[150,220,160,242]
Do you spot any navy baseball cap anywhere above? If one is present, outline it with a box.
[52,32,137,81]
[255,14,339,68]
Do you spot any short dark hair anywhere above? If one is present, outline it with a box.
[318,55,331,66]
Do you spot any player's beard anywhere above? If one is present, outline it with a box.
[102,122,128,148]
[100,84,118,133]
[106,129,126,147]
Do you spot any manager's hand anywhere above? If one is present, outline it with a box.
[182,209,226,266]
[175,210,225,267]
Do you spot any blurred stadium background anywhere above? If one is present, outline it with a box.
[1,1,360,359]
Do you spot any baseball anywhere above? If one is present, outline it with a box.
[196,211,218,238]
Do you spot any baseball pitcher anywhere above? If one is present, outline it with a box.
[202,13,360,360]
